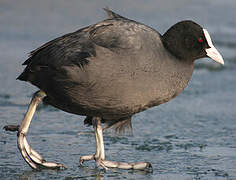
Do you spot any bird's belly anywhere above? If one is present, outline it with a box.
[44,72,186,119]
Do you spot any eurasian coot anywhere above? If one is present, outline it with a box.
[4,8,223,170]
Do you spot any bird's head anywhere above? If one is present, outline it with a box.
[162,20,224,65]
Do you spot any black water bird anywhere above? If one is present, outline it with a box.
[4,8,224,170]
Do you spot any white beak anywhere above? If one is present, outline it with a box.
[203,29,224,65]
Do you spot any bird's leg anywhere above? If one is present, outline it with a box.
[80,117,152,171]
[5,90,65,170]
[93,117,106,169]
[79,117,102,165]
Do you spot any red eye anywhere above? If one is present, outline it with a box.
[198,37,203,43]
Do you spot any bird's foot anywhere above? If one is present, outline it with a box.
[79,154,95,165]
[80,155,152,171]
[100,160,152,171]
[17,132,66,170]
[4,91,66,170]
[4,124,66,170]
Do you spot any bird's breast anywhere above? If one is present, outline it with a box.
[81,55,194,115]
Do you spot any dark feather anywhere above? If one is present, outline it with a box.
[104,117,133,135]
[84,116,133,135]
[103,7,128,20]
